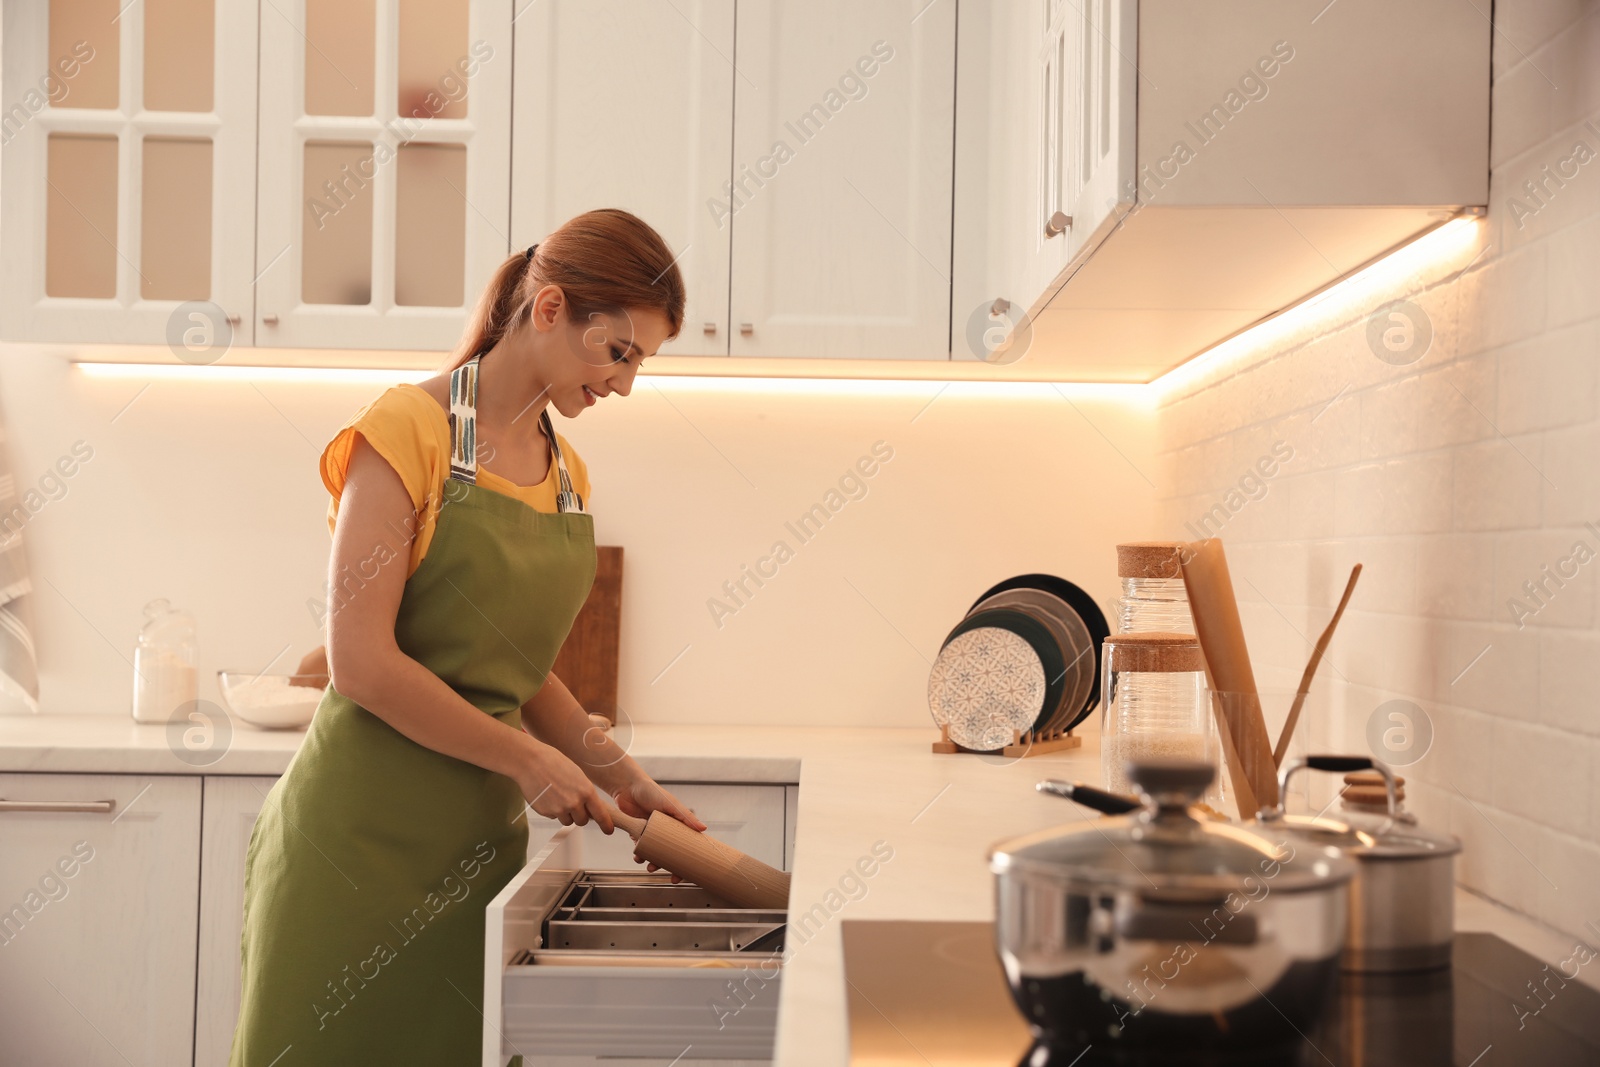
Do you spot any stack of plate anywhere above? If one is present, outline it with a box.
[926,575,1109,752]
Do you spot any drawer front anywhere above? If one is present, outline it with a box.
[501,966,780,1060]
[528,783,788,870]
[0,774,201,1067]
[485,829,784,1065]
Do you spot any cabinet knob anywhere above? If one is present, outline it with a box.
[261,313,279,326]
[739,322,754,336]
[225,313,241,327]
[703,322,717,336]
[1044,211,1073,238]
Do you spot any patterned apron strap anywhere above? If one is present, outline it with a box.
[449,354,586,514]
[542,410,587,514]
[448,356,480,484]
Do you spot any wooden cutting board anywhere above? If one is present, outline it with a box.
[550,545,623,722]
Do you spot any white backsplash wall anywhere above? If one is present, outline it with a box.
[1156,0,1600,941]
[0,352,1155,730]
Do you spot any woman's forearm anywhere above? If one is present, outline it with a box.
[520,672,642,796]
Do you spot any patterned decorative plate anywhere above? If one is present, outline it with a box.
[969,587,1090,735]
[969,575,1110,733]
[927,626,1047,751]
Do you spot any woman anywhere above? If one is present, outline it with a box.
[231,209,704,1065]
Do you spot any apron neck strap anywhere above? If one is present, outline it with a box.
[448,354,586,514]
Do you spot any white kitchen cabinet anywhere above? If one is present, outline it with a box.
[728,0,957,360]
[0,0,259,347]
[955,0,1488,381]
[0,773,201,1067]
[528,782,789,872]
[254,0,512,350]
[954,0,1137,365]
[195,775,279,1067]
[512,0,734,358]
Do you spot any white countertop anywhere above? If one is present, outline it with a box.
[2,715,1590,1064]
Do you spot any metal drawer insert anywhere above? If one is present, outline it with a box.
[484,828,787,1064]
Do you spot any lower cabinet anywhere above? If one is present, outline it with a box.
[195,776,280,1067]
[0,773,202,1067]
[203,779,785,1064]
[1,771,790,1066]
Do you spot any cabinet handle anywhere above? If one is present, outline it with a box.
[703,322,717,336]
[225,313,241,326]
[261,313,279,326]
[0,799,116,814]
[1044,211,1072,238]
[739,322,754,336]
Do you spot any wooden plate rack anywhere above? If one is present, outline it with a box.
[931,723,1082,758]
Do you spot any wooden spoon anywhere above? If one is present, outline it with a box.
[1273,564,1362,768]
[608,805,791,911]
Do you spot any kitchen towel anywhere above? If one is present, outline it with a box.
[0,421,40,715]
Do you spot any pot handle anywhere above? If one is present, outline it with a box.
[1037,780,1142,815]
[1267,754,1398,820]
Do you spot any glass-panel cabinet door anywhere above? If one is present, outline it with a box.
[255,0,511,351]
[0,1,257,346]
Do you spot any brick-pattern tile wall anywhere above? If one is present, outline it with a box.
[1156,1,1600,940]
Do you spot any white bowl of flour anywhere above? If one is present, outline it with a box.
[217,671,323,729]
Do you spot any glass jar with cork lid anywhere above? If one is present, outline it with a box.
[1099,632,1220,805]
[1115,541,1193,634]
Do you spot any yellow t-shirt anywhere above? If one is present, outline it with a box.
[320,383,592,576]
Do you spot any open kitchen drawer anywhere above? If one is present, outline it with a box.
[483,827,786,1066]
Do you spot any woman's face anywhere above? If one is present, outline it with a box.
[529,287,674,418]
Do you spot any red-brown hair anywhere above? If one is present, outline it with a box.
[446,208,685,370]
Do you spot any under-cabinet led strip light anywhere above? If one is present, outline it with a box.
[73,213,1484,398]
[1149,213,1485,397]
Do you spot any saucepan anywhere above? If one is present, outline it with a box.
[990,760,1355,1064]
[1256,754,1462,973]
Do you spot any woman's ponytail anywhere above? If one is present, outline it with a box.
[446,209,685,370]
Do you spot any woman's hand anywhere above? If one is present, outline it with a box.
[516,738,614,832]
[615,777,707,831]
[613,777,707,877]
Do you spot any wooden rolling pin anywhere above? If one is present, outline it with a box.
[1180,538,1279,813]
[608,806,791,911]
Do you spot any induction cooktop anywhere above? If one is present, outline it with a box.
[841,920,1600,1066]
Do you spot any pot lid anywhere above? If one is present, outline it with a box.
[990,760,1355,894]
[1258,757,1462,860]
[1335,808,1463,859]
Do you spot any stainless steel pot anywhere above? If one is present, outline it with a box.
[1257,755,1462,973]
[990,760,1356,1063]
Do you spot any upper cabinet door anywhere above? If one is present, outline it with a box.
[1046,0,1135,276]
[0,0,258,347]
[512,0,734,358]
[255,0,511,351]
[729,1,956,360]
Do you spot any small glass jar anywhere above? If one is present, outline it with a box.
[1099,632,1214,798]
[132,598,198,723]
[1115,542,1193,634]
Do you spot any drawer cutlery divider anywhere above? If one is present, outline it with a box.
[537,871,786,956]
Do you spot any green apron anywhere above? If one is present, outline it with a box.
[230,355,595,1066]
